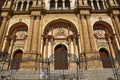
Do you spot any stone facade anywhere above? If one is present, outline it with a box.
[0,0,120,79]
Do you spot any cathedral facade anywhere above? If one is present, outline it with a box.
[0,0,120,79]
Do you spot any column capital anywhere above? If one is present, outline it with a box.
[90,0,93,1]
[27,1,30,3]
[16,3,18,4]
[30,15,35,19]
[2,16,8,19]
[55,0,58,2]
[21,1,24,3]
[113,14,118,17]
[86,14,90,17]
[9,34,17,39]
[36,15,41,19]
[105,32,112,38]
[80,14,85,16]
[1,16,8,22]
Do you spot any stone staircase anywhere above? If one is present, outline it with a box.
[0,68,120,80]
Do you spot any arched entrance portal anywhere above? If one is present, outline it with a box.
[11,49,23,69]
[54,44,68,69]
[99,48,112,68]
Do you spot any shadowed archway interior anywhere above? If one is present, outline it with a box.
[99,48,112,68]
[11,49,23,69]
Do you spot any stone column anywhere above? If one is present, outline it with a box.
[37,15,43,54]
[51,38,54,55]
[32,0,37,7]
[55,0,58,9]
[109,0,115,6]
[113,0,118,5]
[68,38,71,54]
[78,0,82,6]
[31,15,40,52]
[113,15,120,45]
[0,16,8,44]
[96,0,100,9]
[101,0,106,9]
[6,1,11,8]
[71,40,74,54]
[2,2,6,7]
[108,38,116,58]
[69,0,71,9]
[81,15,91,52]
[63,0,65,9]
[14,3,18,11]
[73,38,77,55]
[114,15,120,33]
[2,37,8,51]
[90,0,95,9]
[86,15,96,52]
[106,33,118,67]
[77,14,85,53]
[26,15,35,52]
[45,39,49,59]
[0,16,10,50]
[8,35,16,57]
[48,39,51,57]
[20,1,24,11]
[38,0,42,7]
[0,16,10,51]
[26,1,30,11]
[111,14,120,46]
[84,0,88,6]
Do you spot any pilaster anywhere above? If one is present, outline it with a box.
[109,0,116,6]
[20,1,24,11]
[96,0,100,9]
[45,39,49,59]
[26,15,35,52]
[77,14,85,53]
[37,15,43,54]
[26,1,30,11]
[0,16,8,45]
[86,14,96,52]
[112,14,120,44]
[90,0,94,9]
[80,15,91,52]
[31,15,40,53]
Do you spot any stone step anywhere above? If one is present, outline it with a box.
[0,68,119,80]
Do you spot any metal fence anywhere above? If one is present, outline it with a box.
[0,68,120,80]
[1,51,120,80]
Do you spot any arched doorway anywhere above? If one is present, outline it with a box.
[11,49,23,69]
[43,20,79,70]
[93,21,116,68]
[99,48,112,68]
[54,44,68,69]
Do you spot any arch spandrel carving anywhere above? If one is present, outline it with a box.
[43,20,78,39]
[45,23,77,38]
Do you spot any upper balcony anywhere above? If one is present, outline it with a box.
[1,0,119,14]
[44,0,76,10]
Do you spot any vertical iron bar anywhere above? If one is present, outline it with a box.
[62,44,64,80]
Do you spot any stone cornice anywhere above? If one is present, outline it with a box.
[29,7,43,11]
[1,7,11,12]
[110,5,119,10]
[13,11,30,15]
[77,6,91,10]
[44,9,76,14]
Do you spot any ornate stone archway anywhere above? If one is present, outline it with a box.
[42,20,79,69]
[93,21,118,68]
